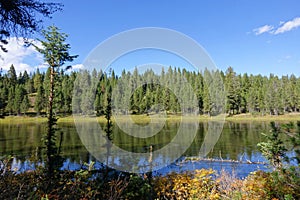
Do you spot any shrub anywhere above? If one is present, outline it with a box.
[153,169,220,200]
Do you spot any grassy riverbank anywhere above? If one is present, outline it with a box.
[0,113,299,124]
[225,112,300,122]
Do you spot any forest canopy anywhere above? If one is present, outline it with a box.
[0,66,299,117]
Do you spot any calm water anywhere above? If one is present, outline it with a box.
[0,120,292,177]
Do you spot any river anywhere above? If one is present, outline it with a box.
[0,120,293,177]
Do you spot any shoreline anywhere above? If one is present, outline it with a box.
[0,113,299,124]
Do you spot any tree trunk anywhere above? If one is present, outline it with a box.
[46,66,55,176]
[49,66,54,121]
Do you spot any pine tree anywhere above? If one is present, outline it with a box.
[105,84,113,139]
[7,64,17,87]
[258,122,288,170]
[202,80,212,116]
[0,71,5,116]
[297,78,300,112]
[0,97,3,117]
[61,74,72,114]
[265,74,283,115]
[247,75,260,114]
[77,70,94,115]
[225,67,240,115]
[195,73,204,114]
[13,85,25,115]
[209,70,226,115]
[54,70,64,113]
[33,68,42,92]
[104,83,113,175]
[43,67,51,111]
[203,69,213,116]
[35,85,44,115]
[240,73,250,113]
[6,86,14,115]
[0,91,3,117]
[33,25,77,176]
[20,94,30,115]
[25,78,34,94]
[286,75,298,112]
[22,70,30,82]
[259,76,268,115]
[153,86,161,113]
[282,121,300,164]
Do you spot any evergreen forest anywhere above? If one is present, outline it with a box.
[1,65,300,117]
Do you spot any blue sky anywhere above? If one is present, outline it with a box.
[1,0,300,76]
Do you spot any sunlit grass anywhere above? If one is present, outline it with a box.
[0,116,47,124]
[0,113,299,124]
[226,112,300,122]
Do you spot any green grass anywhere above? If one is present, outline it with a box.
[226,112,300,122]
[0,113,299,125]
[0,116,47,124]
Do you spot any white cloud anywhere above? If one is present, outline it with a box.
[274,17,300,34]
[72,64,84,70]
[278,55,292,63]
[253,25,274,35]
[0,37,43,74]
[253,17,300,35]
[285,55,291,59]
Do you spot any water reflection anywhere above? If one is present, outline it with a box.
[0,121,290,177]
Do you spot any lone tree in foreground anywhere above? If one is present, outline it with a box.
[33,25,78,176]
[258,122,288,170]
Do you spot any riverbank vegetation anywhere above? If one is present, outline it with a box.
[1,120,299,199]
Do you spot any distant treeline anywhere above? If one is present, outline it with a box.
[0,65,300,116]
